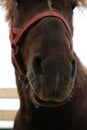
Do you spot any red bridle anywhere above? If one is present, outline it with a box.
[10,10,73,77]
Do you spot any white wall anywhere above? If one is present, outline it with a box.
[73,7,87,66]
[0,7,16,88]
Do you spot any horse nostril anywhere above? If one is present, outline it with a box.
[32,56,43,76]
[71,59,76,77]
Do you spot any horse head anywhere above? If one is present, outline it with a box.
[11,0,77,107]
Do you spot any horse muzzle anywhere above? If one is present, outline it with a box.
[27,54,76,107]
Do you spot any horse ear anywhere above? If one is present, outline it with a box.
[14,0,21,6]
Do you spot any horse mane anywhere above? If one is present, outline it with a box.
[0,0,13,21]
[0,0,87,21]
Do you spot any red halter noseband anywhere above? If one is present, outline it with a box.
[10,10,73,77]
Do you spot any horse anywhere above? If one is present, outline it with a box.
[0,0,87,130]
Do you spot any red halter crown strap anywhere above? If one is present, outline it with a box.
[10,10,73,76]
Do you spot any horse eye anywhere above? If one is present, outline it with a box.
[71,3,76,9]
[14,0,21,6]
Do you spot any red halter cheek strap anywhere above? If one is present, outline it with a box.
[10,10,73,76]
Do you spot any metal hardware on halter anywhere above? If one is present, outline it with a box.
[10,10,73,78]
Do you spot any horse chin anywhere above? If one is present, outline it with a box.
[30,89,70,108]
[34,95,69,108]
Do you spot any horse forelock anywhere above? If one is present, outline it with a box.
[0,0,13,21]
[0,0,87,22]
